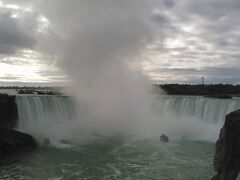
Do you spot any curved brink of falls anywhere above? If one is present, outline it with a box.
[156,96,240,124]
[15,95,240,145]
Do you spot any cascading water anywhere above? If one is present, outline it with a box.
[15,95,79,145]
[16,95,77,129]
[155,95,240,124]
[5,94,240,179]
[15,95,240,143]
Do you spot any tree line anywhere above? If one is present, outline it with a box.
[156,84,240,96]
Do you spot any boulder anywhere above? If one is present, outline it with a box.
[0,128,37,157]
[212,109,240,180]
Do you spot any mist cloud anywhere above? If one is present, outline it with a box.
[0,0,229,142]
[34,0,157,90]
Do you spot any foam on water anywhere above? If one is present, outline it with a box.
[0,137,215,180]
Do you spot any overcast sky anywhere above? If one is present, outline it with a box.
[0,0,239,86]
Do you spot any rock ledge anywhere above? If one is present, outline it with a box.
[0,128,37,158]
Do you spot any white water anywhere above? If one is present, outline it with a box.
[16,95,80,146]
[15,95,240,144]
[155,95,240,124]
[16,96,77,128]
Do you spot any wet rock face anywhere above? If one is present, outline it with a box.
[213,109,240,180]
[0,94,18,129]
[214,129,224,175]
[0,128,37,157]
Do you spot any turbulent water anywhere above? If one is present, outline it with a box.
[0,137,214,180]
[1,95,240,179]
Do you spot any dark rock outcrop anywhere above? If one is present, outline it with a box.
[0,94,18,128]
[212,109,240,180]
[0,94,37,159]
[0,128,37,158]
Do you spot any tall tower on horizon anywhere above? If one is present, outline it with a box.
[202,76,205,85]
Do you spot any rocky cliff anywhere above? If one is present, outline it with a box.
[0,94,37,159]
[0,128,37,158]
[0,93,18,128]
[212,109,240,180]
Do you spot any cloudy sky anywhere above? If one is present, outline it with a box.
[0,0,240,86]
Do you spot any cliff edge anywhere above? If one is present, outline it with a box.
[0,94,37,159]
[0,93,18,128]
[212,109,240,180]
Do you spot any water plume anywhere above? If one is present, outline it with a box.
[15,0,222,145]
[34,0,159,135]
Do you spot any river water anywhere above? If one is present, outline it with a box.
[1,95,239,180]
[0,137,214,180]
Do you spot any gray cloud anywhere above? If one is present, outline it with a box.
[0,9,37,54]
[0,0,240,85]
[162,0,175,9]
[144,0,240,84]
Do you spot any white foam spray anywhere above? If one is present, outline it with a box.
[15,0,224,145]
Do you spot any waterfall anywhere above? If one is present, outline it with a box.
[155,95,240,124]
[16,96,77,130]
[16,95,240,130]
[14,95,240,144]
[15,95,79,145]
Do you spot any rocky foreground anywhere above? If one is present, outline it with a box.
[0,94,36,160]
[212,109,240,180]
[0,128,37,158]
[0,94,18,128]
